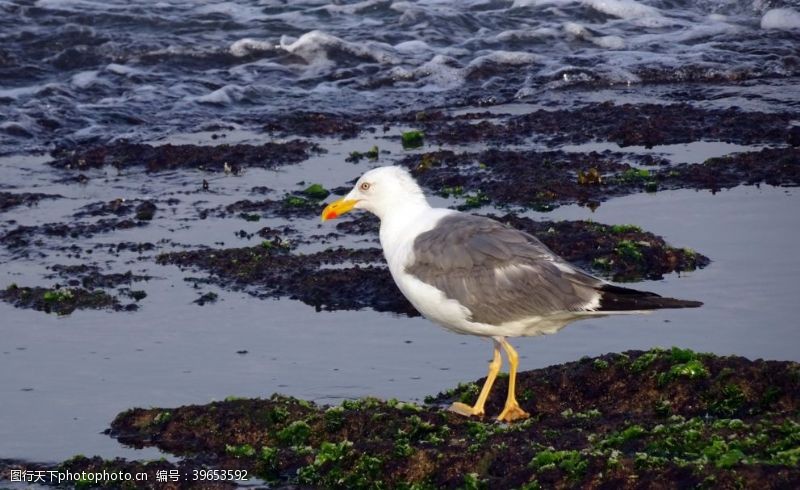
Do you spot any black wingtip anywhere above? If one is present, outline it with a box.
[597,284,703,311]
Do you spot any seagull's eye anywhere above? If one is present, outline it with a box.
[359,182,371,191]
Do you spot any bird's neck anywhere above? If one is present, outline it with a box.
[378,199,431,245]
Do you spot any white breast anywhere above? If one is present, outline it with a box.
[379,207,491,335]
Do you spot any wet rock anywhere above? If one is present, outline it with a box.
[134,200,157,221]
[109,242,156,254]
[250,185,273,194]
[0,191,61,213]
[55,173,90,185]
[335,214,380,236]
[412,103,796,147]
[494,215,709,282]
[104,349,800,489]
[193,291,218,306]
[48,264,151,289]
[219,195,324,220]
[73,198,133,218]
[2,219,147,249]
[401,147,800,211]
[788,126,800,147]
[263,111,364,139]
[0,284,126,315]
[49,140,319,172]
[157,216,706,316]
[664,147,800,191]
[402,149,636,210]
[157,246,414,315]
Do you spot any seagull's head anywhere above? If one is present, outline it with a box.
[321,166,427,222]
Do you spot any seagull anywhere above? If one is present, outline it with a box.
[321,166,702,422]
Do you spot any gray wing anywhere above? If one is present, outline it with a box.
[406,213,604,325]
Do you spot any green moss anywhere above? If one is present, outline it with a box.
[152,411,172,425]
[315,440,352,466]
[562,408,601,420]
[460,191,490,210]
[609,224,643,234]
[347,454,384,489]
[707,384,746,417]
[619,168,651,182]
[407,415,437,440]
[396,481,438,490]
[43,288,73,303]
[439,185,464,198]
[283,195,309,207]
[772,446,800,466]
[630,350,660,372]
[456,382,480,404]
[634,451,668,469]
[519,388,536,402]
[600,424,648,448]
[657,359,709,386]
[341,397,383,411]
[401,130,424,149]
[715,448,746,468]
[299,443,383,490]
[226,443,256,457]
[347,146,380,163]
[265,405,289,425]
[238,212,261,222]
[530,449,587,480]
[258,446,279,478]
[592,257,611,271]
[324,407,345,431]
[462,472,487,490]
[668,346,697,363]
[760,386,782,408]
[615,240,644,262]
[277,420,311,446]
[682,247,698,261]
[394,437,414,458]
[466,421,491,443]
[654,398,672,417]
[302,183,330,200]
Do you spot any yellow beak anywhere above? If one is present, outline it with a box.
[321,198,359,221]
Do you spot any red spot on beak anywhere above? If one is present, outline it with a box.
[325,211,338,220]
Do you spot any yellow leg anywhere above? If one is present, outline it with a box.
[497,338,530,422]
[449,341,502,418]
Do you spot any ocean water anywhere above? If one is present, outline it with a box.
[1,0,800,154]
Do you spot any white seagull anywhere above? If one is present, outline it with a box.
[322,166,701,422]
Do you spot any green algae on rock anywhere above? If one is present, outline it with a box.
[403,103,797,147]
[401,130,425,149]
[401,147,800,211]
[100,349,799,489]
[156,217,707,316]
[0,284,129,315]
[48,140,320,173]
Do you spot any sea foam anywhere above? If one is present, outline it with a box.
[761,8,800,31]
